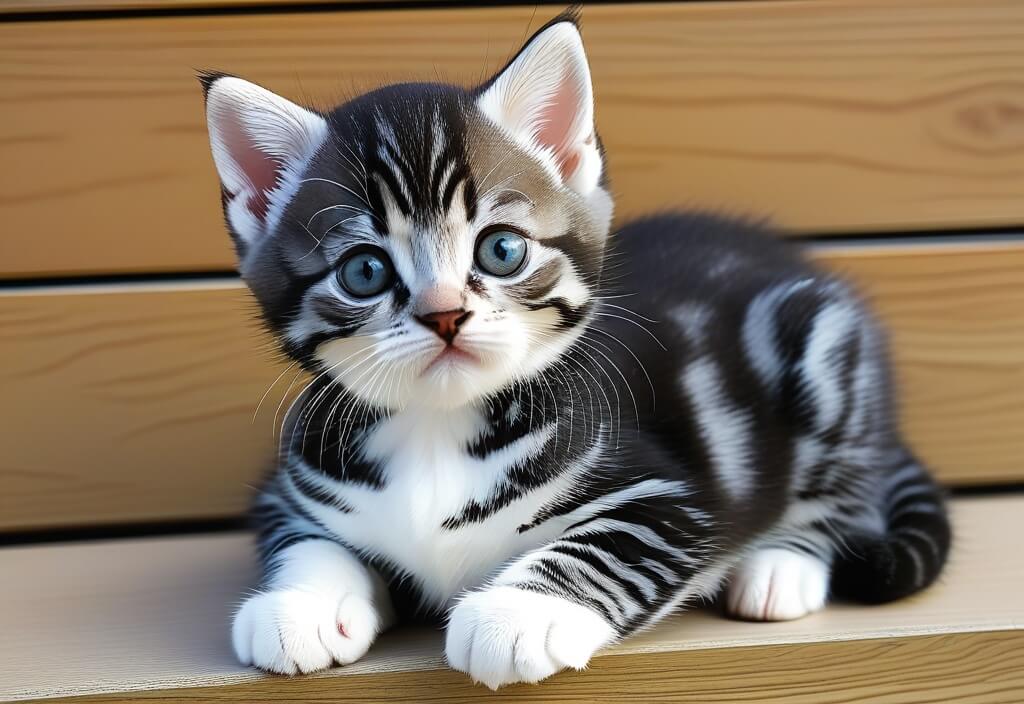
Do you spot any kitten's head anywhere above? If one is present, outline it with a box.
[201,13,612,410]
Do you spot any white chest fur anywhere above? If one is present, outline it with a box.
[299,403,583,609]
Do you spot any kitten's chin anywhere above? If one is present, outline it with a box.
[330,354,514,411]
[412,354,513,410]
[406,327,586,410]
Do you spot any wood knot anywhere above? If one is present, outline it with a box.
[958,100,1024,138]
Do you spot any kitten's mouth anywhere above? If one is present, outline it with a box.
[424,345,479,373]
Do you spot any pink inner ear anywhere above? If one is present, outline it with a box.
[223,116,279,221]
[535,74,583,182]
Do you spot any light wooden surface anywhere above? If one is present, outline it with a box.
[2,497,1021,702]
[0,0,405,11]
[822,240,1024,487]
[37,633,1024,704]
[3,0,1024,277]
[2,241,1022,532]
[0,280,279,530]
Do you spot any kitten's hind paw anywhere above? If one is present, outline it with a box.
[232,589,381,674]
[726,548,829,621]
[445,586,615,690]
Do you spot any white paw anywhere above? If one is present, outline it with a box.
[232,588,382,674]
[445,586,615,690]
[726,548,829,621]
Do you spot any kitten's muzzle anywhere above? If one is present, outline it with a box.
[415,309,473,345]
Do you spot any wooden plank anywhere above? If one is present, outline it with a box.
[3,0,1024,277]
[36,633,1024,704]
[0,280,279,530]
[2,497,1021,702]
[1,241,1021,531]
[0,0,411,13]
[821,240,1024,488]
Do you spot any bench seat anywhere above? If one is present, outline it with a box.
[3,496,1021,703]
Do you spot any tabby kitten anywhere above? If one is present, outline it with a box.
[200,12,950,689]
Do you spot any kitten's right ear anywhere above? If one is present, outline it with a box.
[200,72,327,257]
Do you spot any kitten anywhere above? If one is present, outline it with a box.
[200,11,950,689]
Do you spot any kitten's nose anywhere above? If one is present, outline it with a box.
[415,309,472,345]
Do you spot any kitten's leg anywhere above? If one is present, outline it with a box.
[726,278,873,622]
[726,447,951,620]
[445,485,724,689]
[232,493,394,674]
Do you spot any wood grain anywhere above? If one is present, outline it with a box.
[3,0,1024,277]
[822,240,1024,488]
[39,633,1024,704]
[0,0,407,12]
[2,497,1021,702]
[0,280,279,530]
[1,241,1021,531]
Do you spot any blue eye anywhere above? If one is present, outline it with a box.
[476,229,528,277]
[338,249,393,297]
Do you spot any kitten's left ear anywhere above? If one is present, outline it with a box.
[200,73,328,258]
[477,14,602,196]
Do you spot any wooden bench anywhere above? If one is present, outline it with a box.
[4,497,1022,702]
[2,0,1022,700]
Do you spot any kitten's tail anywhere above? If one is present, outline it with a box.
[830,449,952,604]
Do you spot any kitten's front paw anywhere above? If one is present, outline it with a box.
[232,589,381,674]
[445,586,615,690]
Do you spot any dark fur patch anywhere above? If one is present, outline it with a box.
[293,380,388,490]
[526,298,593,330]
[541,232,603,281]
[467,272,486,295]
[507,260,562,301]
[461,173,479,222]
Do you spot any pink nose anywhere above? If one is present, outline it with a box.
[415,309,472,344]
